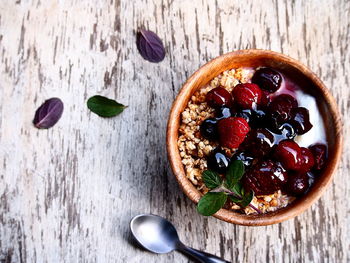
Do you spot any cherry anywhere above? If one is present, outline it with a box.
[206,87,232,108]
[200,118,218,140]
[285,173,309,196]
[309,144,327,170]
[252,67,282,93]
[289,107,313,135]
[207,149,230,174]
[232,83,262,109]
[274,140,303,170]
[241,128,274,158]
[299,147,315,173]
[269,94,298,124]
[243,160,288,195]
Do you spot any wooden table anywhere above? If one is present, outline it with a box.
[0,1,349,262]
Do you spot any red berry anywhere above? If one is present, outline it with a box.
[290,107,313,135]
[218,117,250,149]
[269,94,298,124]
[243,160,288,195]
[241,128,274,158]
[232,83,262,109]
[274,140,303,170]
[309,144,327,170]
[299,147,315,173]
[206,87,232,108]
[285,173,309,196]
[252,67,282,93]
[260,90,271,107]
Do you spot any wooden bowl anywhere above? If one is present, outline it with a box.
[166,49,343,226]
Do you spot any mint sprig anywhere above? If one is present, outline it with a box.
[197,160,261,216]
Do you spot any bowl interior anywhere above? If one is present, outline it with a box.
[167,50,342,226]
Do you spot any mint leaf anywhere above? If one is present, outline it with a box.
[202,170,222,189]
[239,190,254,207]
[87,95,127,117]
[225,160,244,189]
[197,192,227,216]
[231,182,244,197]
[229,195,242,203]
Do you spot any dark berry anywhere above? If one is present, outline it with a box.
[260,90,271,107]
[252,67,282,93]
[215,106,232,120]
[274,140,303,170]
[289,107,313,135]
[207,149,230,174]
[234,109,253,122]
[200,118,218,140]
[218,117,250,149]
[309,144,327,170]
[232,83,262,109]
[285,173,309,196]
[279,123,296,140]
[206,87,232,108]
[243,160,288,195]
[231,151,254,167]
[269,123,296,145]
[241,128,274,158]
[251,109,268,128]
[269,94,298,124]
[299,147,315,173]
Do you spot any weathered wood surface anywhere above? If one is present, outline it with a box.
[0,1,349,262]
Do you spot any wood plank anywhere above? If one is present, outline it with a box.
[0,0,349,262]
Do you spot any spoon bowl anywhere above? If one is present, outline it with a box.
[130,214,230,263]
[130,214,179,254]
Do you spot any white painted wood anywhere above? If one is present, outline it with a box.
[0,0,349,262]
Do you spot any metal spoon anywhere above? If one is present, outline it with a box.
[130,214,231,263]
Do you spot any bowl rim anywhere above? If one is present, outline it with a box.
[166,49,343,226]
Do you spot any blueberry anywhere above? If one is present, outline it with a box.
[216,106,232,120]
[207,149,230,174]
[200,118,218,140]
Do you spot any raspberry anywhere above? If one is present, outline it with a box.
[206,87,232,108]
[218,117,250,149]
[232,83,262,109]
[243,160,288,195]
[274,140,303,170]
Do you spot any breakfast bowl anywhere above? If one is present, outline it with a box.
[166,49,342,226]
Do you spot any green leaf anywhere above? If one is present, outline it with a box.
[231,182,244,198]
[87,95,127,117]
[202,170,222,189]
[229,195,242,203]
[239,190,254,207]
[197,192,227,216]
[225,160,245,189]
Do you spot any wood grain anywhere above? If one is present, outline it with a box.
[0,0,349,262]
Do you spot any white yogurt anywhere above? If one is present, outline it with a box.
[293,90,327,147]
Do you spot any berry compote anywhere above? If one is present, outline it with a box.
[200,67,328,206]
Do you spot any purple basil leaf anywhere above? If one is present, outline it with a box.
[136,29,165,63]
[33,98,64,129]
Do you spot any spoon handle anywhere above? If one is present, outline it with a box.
[177,244,231,263]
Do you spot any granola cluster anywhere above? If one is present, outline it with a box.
[177,68,295,215]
